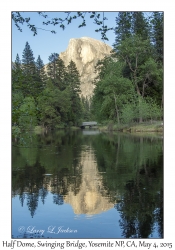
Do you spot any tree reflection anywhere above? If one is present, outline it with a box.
[92,133,163,238]
[12,131,83,217]
[27,193,39,218]
[154,188,163,238]
[19,193,25,207]
[113,156,163,238]
[39,188,48,204]
[12,130,163,238]
[53,194,64,205]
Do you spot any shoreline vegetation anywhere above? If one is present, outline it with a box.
[12,121,163,137]
[98,121,163,133]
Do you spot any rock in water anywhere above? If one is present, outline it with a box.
[59,37,112,98]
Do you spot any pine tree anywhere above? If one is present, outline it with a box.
[46,54,67,89]
[36,55,47,88]
[36,55,45,75]
[55,57,67,90]
[12,54,22,88]
[66,60,82,125]
[21,42,42,97]
[113,12,132,48]
[14,53,21,70]
[22,41,36,75]
[113,12,152,80]
[113,12,150,49]
[131,12,149,40]
[151,12,163,64]
[47,53,59,84]
[12,54,23,91]
[66,60,81,94]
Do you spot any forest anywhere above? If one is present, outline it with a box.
[12,12,163,133]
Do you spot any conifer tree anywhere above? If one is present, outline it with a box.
[36,55,45,77]
[151,12,163,64]
[113,12,132,48]
[55,57,67,90]
[46,54,67,89]
[66,60,81,94]
[47,53,59,84]
[21,42,41,97]
[12,53,24,126]
[36,55,47,88]
[113,12,150,49]
[12,54,23,91]
[66,60,82,125]
[131,12,149,40]
[22,41,36,76]
[14,53,21,70]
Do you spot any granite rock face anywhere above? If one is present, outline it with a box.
[64,145,113,215]
[59,37,112,98]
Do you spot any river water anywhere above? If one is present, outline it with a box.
[12,129,163,239]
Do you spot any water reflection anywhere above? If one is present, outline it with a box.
[82,130,101,135]
[12,130,163,238]
[64,145,113,214]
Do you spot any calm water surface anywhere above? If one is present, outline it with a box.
[12,129,163,238]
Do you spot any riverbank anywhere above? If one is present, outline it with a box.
[12,125,81,137]
[12,121,163,136]
[98,121,163,133]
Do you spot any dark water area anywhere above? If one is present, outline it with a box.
[12,129,163,239]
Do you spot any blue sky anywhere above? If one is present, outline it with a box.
[12,12,118,65]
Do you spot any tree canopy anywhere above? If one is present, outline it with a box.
[12,12,163,132]
[92,12,163,125]
[12,11,113,41]
[12,42,85,130]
